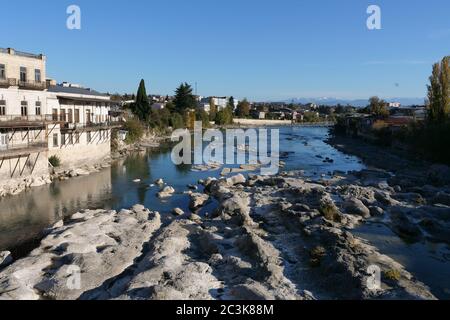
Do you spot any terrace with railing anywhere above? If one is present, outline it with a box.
[0,78,17,88]
[0,140,48,158]
[61,120,124,132]
[0,115,61,129]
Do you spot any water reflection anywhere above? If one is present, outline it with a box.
[0,169,112,256]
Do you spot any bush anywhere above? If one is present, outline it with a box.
[171,112,185,129]
[384,269,401,282]
[49,155,61,168]
[123,118,144,144]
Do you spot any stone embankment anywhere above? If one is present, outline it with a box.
[1,166,445,300]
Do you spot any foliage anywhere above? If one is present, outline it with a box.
[384,269,401,282]
[228,96,235,110]
[236,98,251,118]
[173,83,197,113]
[215,106,234,125]
[170,112,185,129]
[123,118,144,144]
[209,97,217,121]
[427,56,450,122]
[49,155,61,168]
[130,79,151,121]
[195,109,210,128]
[368,96,389,117]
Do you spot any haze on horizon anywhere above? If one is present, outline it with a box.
[1,0,449,101]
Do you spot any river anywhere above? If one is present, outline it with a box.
[0,126,448,299]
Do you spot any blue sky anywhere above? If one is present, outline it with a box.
[1,0,449,101]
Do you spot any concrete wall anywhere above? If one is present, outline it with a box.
[48,129,111,168]
[233,118,293,126]
[0,150,49,181]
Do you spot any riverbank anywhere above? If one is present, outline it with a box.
[1,167,444,300]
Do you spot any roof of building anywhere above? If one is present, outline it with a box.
[48,85,108,97]
[0,48,44,60]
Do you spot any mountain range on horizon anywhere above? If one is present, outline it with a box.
[278,97,426,107]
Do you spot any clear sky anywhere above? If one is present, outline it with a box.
[1,0,449,101]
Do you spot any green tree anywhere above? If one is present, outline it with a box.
[170,112,185,129]
[131,79,151,121]
[228,96,235,110]
[215,106,234,125]
[368,96,389,118]
[209,97,217,121]
[174,83,197,113]
[427,56,450,122]
[196,109,210,128]
[236,98,250,118]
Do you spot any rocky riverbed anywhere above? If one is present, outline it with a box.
[1,165,446,300]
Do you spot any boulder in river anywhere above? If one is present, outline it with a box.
[343,198,371,219]
[0,252,13,270]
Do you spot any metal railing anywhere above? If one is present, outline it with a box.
[62,120,123,130]
[0,115,54,123]
[0,78,17,87]
[0,141,48,153]
[18,80,47,90]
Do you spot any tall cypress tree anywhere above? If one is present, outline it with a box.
[132,79,151,121]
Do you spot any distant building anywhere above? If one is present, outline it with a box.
[388,102,401,108]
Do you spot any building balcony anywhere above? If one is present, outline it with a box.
[0,115,62,129]
[0,141,48,159]
[18,80,48,91]
[0,78,17,88]
[61,121,123,132]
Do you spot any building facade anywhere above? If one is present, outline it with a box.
[0,47,118,186]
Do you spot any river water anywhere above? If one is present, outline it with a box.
[0,126,448,299]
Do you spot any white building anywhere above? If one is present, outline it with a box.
[204,96,239,112]
[388,102,402,108]
[0,47,119,184]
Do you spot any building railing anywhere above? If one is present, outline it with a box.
[0,115,55,123]
[0,141,48,154]
[18,80,47,90]
[61,120,123,131]
[0,78,17,87]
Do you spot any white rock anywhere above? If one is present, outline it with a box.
[0,251,13,270]
[173,208,185,216]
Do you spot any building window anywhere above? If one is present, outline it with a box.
[35,101,41,116]
[0,64,5,80]
[60,109,66,122]
[52,108,58,121]
[87,131,92,143]
[74,109,80,123]
[61,134,66,146]
[68,109,73,123]
[86,110,91,124]
[53,133,58,147]
[21,101,28,116]
[0,100,6,116]
[35,69,41,82]
[20,67,27,82]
